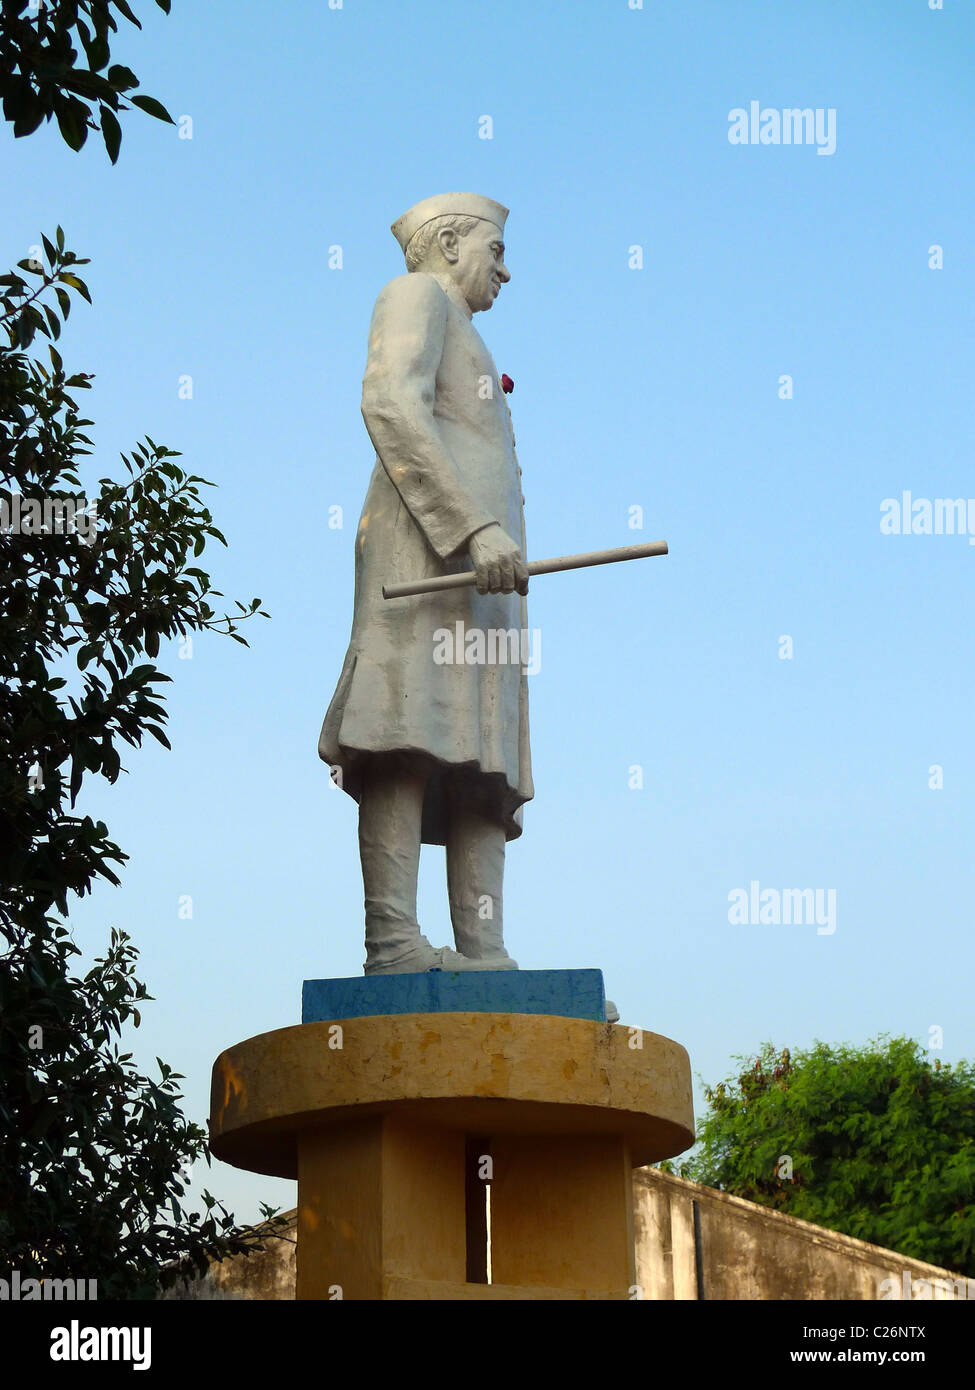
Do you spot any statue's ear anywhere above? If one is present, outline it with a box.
[436,226,460,263]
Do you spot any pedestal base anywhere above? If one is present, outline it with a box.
[302,967,610,1023]
[210,1012,693,1300]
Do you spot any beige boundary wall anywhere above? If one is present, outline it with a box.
[167,1168,972,1300]
[635,1167,971,1301]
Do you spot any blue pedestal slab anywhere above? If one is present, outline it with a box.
[301,969,608,1024]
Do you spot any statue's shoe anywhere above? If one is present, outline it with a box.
[365,942,517,975]
[453,953,519,971]
[452,933,519,970]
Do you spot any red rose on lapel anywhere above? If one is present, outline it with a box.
[501,374,514,394]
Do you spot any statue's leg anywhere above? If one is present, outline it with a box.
[445,792,518,967]
[358,756,509,974]
[358,757,432,972]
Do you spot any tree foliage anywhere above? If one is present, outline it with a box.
[0,237,279,1297]
[666,1037,975,1277]
[0,8,285,1298]
[1,0,175,162]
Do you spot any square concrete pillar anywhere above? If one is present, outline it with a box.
[490,1133,636,1293]
[296,1116,467,1300]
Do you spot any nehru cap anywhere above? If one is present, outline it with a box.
[391,192,508,254]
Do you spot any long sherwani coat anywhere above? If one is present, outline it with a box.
[319,271,533,845]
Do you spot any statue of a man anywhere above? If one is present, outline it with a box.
[320,193,533,975]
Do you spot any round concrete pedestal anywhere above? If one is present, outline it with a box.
[210,1013,694,1300]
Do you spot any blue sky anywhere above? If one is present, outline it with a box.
[5,0,973,1221]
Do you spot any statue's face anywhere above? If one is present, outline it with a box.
[444,220,509,313]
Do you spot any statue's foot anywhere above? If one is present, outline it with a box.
[456,952,519,971]
[365,941,516,975]
[452,932,519,971]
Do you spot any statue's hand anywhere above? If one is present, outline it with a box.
[468,523,530,596]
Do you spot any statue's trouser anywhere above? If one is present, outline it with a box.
[358,758,509,971]
[444,798,506,959]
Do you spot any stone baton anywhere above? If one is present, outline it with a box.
[382,540,669,600]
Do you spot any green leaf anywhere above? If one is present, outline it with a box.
[100,107,122,164]
[82,28,112,72]
[107,64,139,91]
[16,309,36,348]
[113,0,144,25]
[12,92,46,139]
[130,93,175,124]
[59,273,92,304]
[54,97,91,153]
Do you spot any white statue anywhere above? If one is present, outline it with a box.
[320,193,533,975]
